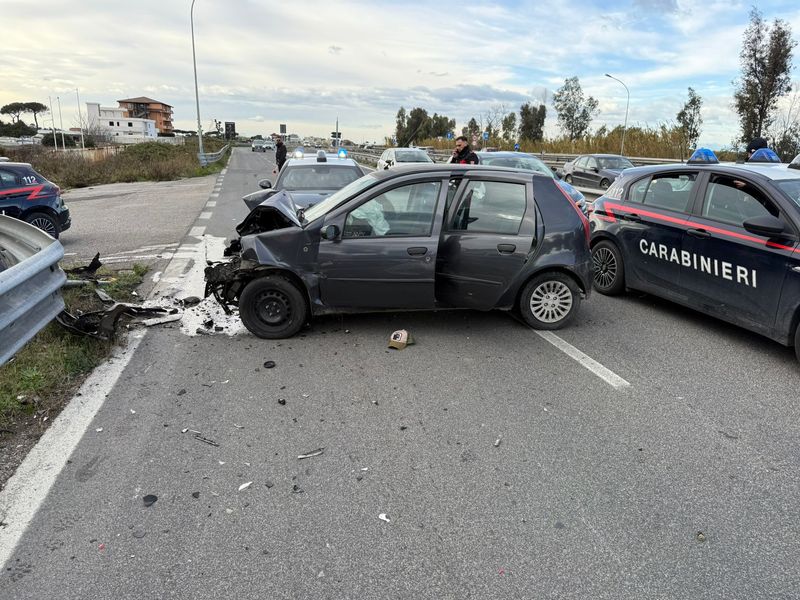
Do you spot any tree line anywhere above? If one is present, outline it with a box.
[393,8,798,160]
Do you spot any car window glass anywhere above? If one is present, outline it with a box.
[343,181,441,238]
[643,173,696,212]
[702,175,778,226]
[576,157,588,168]
[586,158,598,170]
[303,175,378,223]
[598,157,634,170]
[279,165,361,190]
[395,151,432,163]
[451,180,526,235]
[776,180,800,208]
[629,178,649,203]
[0,170,17,187]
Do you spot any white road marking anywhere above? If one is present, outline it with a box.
[210,192,219,198]
[188,226,206,237]
[535,331,631,389]
[206,201,217,207]
[0,332,145,569]
[198,211,212,220]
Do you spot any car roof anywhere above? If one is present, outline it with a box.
[580,154,628,158]
[369,162,553,181]
[0,162,34,169]
[475,151,543,159]
[617,162,800,182]
[284,155,360,167]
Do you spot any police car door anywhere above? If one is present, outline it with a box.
[617,171,699,297]
[681,173,793,333]
[0,168,25,219]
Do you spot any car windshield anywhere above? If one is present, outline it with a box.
[480,156,554,177]
[776,179,800,208]
[597,157,634,170]
[277,165,362,191]
[302,173,380,224]
[395,151,432,163]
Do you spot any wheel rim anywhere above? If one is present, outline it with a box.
[600,179,610,190]
[29,217,56,236]
[529,280,573,323]
[254,289,292,327]
[593,247,617,289]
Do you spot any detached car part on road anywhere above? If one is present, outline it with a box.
[590,148,800,360]
[0,161,71,238]
[206,164,592,338]
[0,215,66,366]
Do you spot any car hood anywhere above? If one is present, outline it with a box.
[237,189,301,236]
[242,189,333,212]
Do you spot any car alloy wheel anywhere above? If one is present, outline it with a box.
[25,212,59,238]
[600,178,610,190]
[519,272,580,330]
[591,240,625,295]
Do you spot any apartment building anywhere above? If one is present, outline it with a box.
[117,97,174,134]
[85,102,157,143]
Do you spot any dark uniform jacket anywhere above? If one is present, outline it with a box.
[452,145,479,165]
[276,142,287,169]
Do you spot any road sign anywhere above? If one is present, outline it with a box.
[224,121,236,140]
[483,131,489,140]
[514,143,520,151]
[446,132,453,140]
[279,124,287,134]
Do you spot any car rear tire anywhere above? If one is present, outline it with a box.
[25,212,60,239]
[239,275,307,339]
[519,272,580,330]
[592,240,625,295]
[600,178,610,190]
[564,174,573,184]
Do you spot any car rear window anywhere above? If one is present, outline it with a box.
[280,165,362,190]
[395,151,432,163]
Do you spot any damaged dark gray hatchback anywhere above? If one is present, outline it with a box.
[205,164,593,338]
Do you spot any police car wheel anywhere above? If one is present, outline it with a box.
[25,212,60,239]
[519,272,580,330]
[600,178,610,190]
[591,240,625,295]
[239,275,307,339]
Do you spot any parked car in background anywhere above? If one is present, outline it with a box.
[206,163,592,339]
[264,139,276,151]
[562,154,634,190]
[243,150,366,211]
[377,148,435,170]
[0,161,70,238]
[476,151,588,215]
[251,139,267,152]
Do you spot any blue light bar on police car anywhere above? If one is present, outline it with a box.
[748,148,781,163]
[687,148,719,164]
[337,148,348,158]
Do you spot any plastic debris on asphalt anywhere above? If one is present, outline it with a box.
[388,329,414,350]
[297,448,324,460]
[378,513,391,523]
[142,494,158,507]
[238,481,253,492]
[263,360,276,369]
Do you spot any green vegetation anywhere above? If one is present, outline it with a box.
[0,265,147,424]
[2,139,230,189]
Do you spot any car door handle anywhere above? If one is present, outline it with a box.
[687,228,711,239]
[497,244,516,254]
[407,247,428,256]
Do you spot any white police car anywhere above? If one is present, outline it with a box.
[590,148,800,360]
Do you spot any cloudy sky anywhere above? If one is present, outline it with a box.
[2,0,799,147]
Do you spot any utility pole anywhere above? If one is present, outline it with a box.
[48,96,59,150]
[56,96,66,149]
[75,88,85,149]
[605,73,630,156]
[335,116,339,149]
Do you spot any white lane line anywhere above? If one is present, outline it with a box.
[206,201,217,207]
[198,211,212,220]
[535,331,631,389]
[188,226,206,237]
[0,332,145,569]
[210,192,219,198]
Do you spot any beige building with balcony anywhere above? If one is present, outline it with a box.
[117,97,174,134]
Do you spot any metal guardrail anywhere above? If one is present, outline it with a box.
[198,144,230,166]
[0,216,66,366]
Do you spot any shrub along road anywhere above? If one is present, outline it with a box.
[1,147,799,599]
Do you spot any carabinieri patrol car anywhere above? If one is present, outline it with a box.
[589,148,800,360]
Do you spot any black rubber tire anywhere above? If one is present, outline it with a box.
[25,211,60,239]
[592,240,625,295]
[794,324,800,363]
[564,174,573,184]
[239,275,307,339]
[519,272,581,330]
[600,178,610,190]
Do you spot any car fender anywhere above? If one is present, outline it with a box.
[20,205,59,221]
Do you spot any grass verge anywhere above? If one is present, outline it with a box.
[0,264,147,425]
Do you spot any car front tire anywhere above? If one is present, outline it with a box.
[25,212,60,239]
[600,178,610,190]
[519,272,580,330]
[591,240,625,295]
[564,174,573,184]
[239,275,307,339]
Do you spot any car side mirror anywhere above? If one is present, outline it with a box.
[321,224,340,240]
[743,215,786,237]
[258,179,272,189]
[591,167,599,173]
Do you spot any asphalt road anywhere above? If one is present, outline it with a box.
[2,147,798,599]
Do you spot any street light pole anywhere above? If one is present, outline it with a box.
[75,88,85,149]
[605,73,629,156]
[190,0,204,157]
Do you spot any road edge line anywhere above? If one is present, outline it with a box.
[0,331,145,569]
[535,330,631,389]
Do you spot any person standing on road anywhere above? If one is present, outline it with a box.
[275,138,287,171]
[451,136,479,165]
